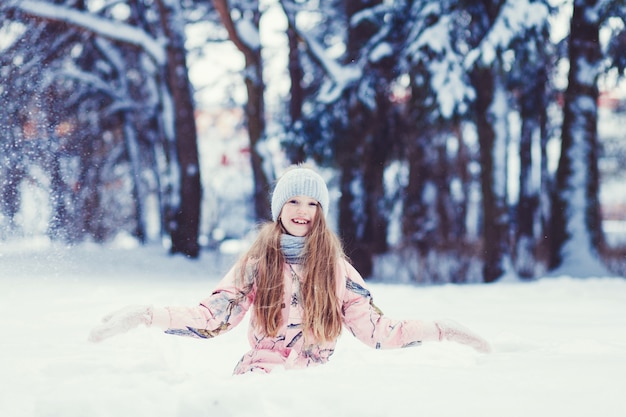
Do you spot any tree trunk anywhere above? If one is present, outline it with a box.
[471,66,509,283]
[0,134,24,231]
[451,124,472,240]
[285,17,306,165]
[335,0,388,278]
[95,33,148,243]
[47,137,70,241]
[434,140,454,243]
[335,138,387,279]
[515,66,547,278]
[337,157,371,275]
[336,97,391,278]
[402,139,430,254]
[157,0,201,258]
[549,0,605,273]
[213,0,271,221]
[538,72,552,265]
[362,126,390,256]
[516,109,539,278]
[122,117,147,243]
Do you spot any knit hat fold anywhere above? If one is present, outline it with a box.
[271,167,329,221]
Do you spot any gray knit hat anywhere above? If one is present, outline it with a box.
[271,167,329,221]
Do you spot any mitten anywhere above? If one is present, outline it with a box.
[88,305,153,343]
[434,319,492,353]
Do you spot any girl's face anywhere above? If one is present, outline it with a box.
[279,195,319,237]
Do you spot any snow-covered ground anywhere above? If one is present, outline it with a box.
[1,239,625,417]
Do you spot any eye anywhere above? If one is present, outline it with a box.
[309,201,318,207]
[288,199,299,204]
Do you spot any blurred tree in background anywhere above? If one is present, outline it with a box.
[1,0,624,279]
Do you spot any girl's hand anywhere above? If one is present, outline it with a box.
[434,319,492,353]
[88,305,153,343]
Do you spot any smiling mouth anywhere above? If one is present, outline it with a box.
[292,219,309,225]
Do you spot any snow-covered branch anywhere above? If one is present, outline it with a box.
[280,4,361,103]
[58,66,116,96]
[15,0,166,65]
[302,31,361,102]
[212,0,260,53]
[465,0,549,68]
[408,14,475,118]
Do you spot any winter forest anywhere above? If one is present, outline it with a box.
[1,0,625,283]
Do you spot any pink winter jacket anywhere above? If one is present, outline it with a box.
[151,259,441,374]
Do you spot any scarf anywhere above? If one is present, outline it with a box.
[281,234,306,264]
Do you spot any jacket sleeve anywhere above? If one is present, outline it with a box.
[340,262,440,349]
[151,262,255,339]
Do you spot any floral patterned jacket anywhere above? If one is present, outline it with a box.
[151,260,440,374]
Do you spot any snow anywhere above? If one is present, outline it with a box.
[2,1,625,414]
[0,21,26,52]
[410,14,475,118]
[1,240,625,417]
[298,30,362,103]
[490,75,509,200]
[16,1,166,65]
[236,18,261,51]
[556,96,612,278]
[369,42,392,63]
[470,0,549,67]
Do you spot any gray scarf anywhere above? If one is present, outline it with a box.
[281,234,306,264]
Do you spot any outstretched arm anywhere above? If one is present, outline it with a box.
[89,263,255,342]
[88,305,153,342]
[341,262,490,353]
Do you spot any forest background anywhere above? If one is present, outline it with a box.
[1,0,625,283]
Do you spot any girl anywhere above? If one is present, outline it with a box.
[89,165,491,374]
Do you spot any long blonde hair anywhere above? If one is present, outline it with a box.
[238,205,345,342]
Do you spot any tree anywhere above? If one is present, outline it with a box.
[548,0,618,275]
[397,0,550,282]
[399,0,477,282]
[212,0,272,221]
[5,0,202,256]
[0,15,35,235]
[509,29,553,278]
[280,0,396,277]
[333,0,395,277]
[280,1,306,165]
[156,0,202,257]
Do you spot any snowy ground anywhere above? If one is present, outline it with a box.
[1,240,625,417]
